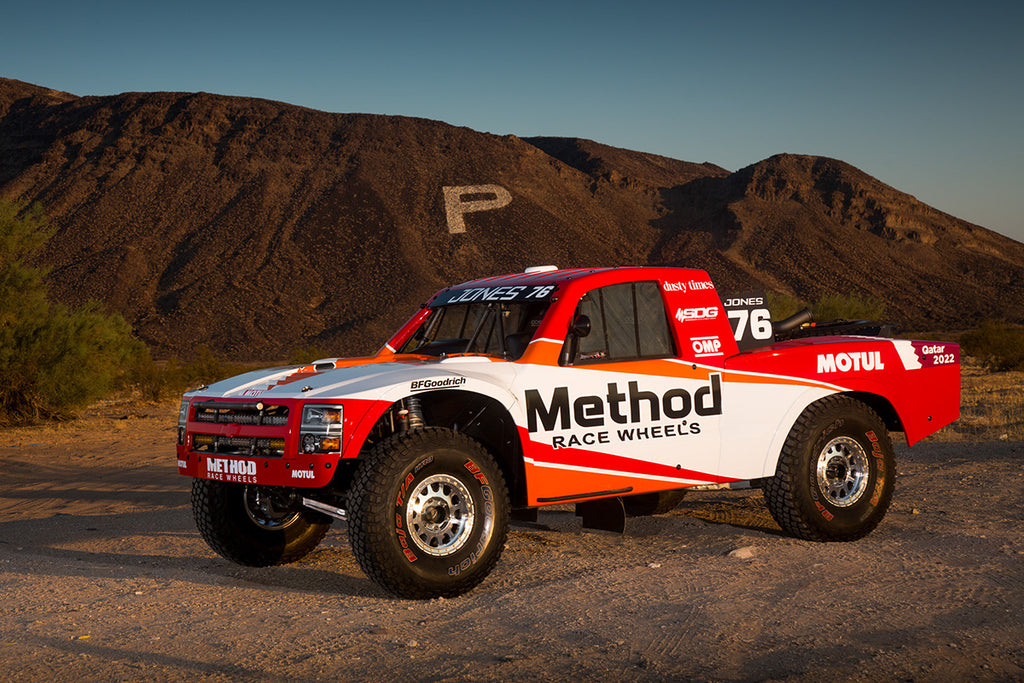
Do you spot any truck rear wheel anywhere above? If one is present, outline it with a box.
[191,479,331,566]
[347,428,509,599]
[763,395,894,541]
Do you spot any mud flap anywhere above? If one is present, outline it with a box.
[511,508,540,524]
[575,497,626,533]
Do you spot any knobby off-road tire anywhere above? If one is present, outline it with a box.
[622,489,687,516]
[347,428,510,599]
[191,479,331,566]
[763,395,895,542]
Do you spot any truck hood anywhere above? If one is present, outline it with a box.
[185,355,516,402]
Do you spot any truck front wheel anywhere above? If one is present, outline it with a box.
[763,396,894,541]
[191,479,331,566]
[347,428,510,599]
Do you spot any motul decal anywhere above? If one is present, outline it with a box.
[816,351,885,373]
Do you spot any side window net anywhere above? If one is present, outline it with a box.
[565,281,674,365]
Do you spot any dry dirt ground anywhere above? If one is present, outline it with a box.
[1,369,1022,682]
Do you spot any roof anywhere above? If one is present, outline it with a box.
[428,266,710,306]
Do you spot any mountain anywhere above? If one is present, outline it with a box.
[2,78,1022,359]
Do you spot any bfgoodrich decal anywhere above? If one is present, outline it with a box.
[410,376,467,391]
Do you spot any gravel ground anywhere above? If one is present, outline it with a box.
[1,405,1022,682]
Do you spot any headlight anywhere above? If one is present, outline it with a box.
[300,404,343,454]
[178,399,189,445]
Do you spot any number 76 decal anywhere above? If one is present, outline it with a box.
[727,308,773,342]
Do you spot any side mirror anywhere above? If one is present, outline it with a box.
[571,314,591,338]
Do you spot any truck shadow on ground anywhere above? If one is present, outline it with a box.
[670,490,786,537]
[0,508,384,598]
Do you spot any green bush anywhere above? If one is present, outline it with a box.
[0,201,144,423]
[120,346,255,402]
[960,320,1024,372]
[764,292,885,325]
[765,291,807,322]
[812,294,886,322]
[288,344,327,365]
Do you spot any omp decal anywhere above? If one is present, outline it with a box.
[690,336,724,357]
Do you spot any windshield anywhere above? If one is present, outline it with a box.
[398,300,551,360]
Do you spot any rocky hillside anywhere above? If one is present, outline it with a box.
[2,78,1022,359]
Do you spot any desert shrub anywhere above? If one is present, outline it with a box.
[765,291,807,322]
[288,344,327,365]
[0,201,144,423]
[120,346,255,401]
[812,293,886,322]
[960,320,1024,372]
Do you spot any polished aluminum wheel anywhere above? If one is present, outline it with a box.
[815,436,870,507]
[405,474,476,556]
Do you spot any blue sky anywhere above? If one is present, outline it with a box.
[4,0,1022,242]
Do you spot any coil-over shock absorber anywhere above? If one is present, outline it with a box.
[397,396,425,432]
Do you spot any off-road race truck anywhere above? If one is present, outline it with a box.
[177,266,960,598]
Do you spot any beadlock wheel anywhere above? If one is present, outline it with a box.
[405,474,475,556]
[243,486,302,530]
[815,436,870,507]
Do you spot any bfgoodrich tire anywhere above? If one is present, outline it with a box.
[347,428,510,599]
[763,395,895,542]
[191,479,331,566]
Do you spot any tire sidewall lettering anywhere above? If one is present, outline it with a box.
[867,429,887,505]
